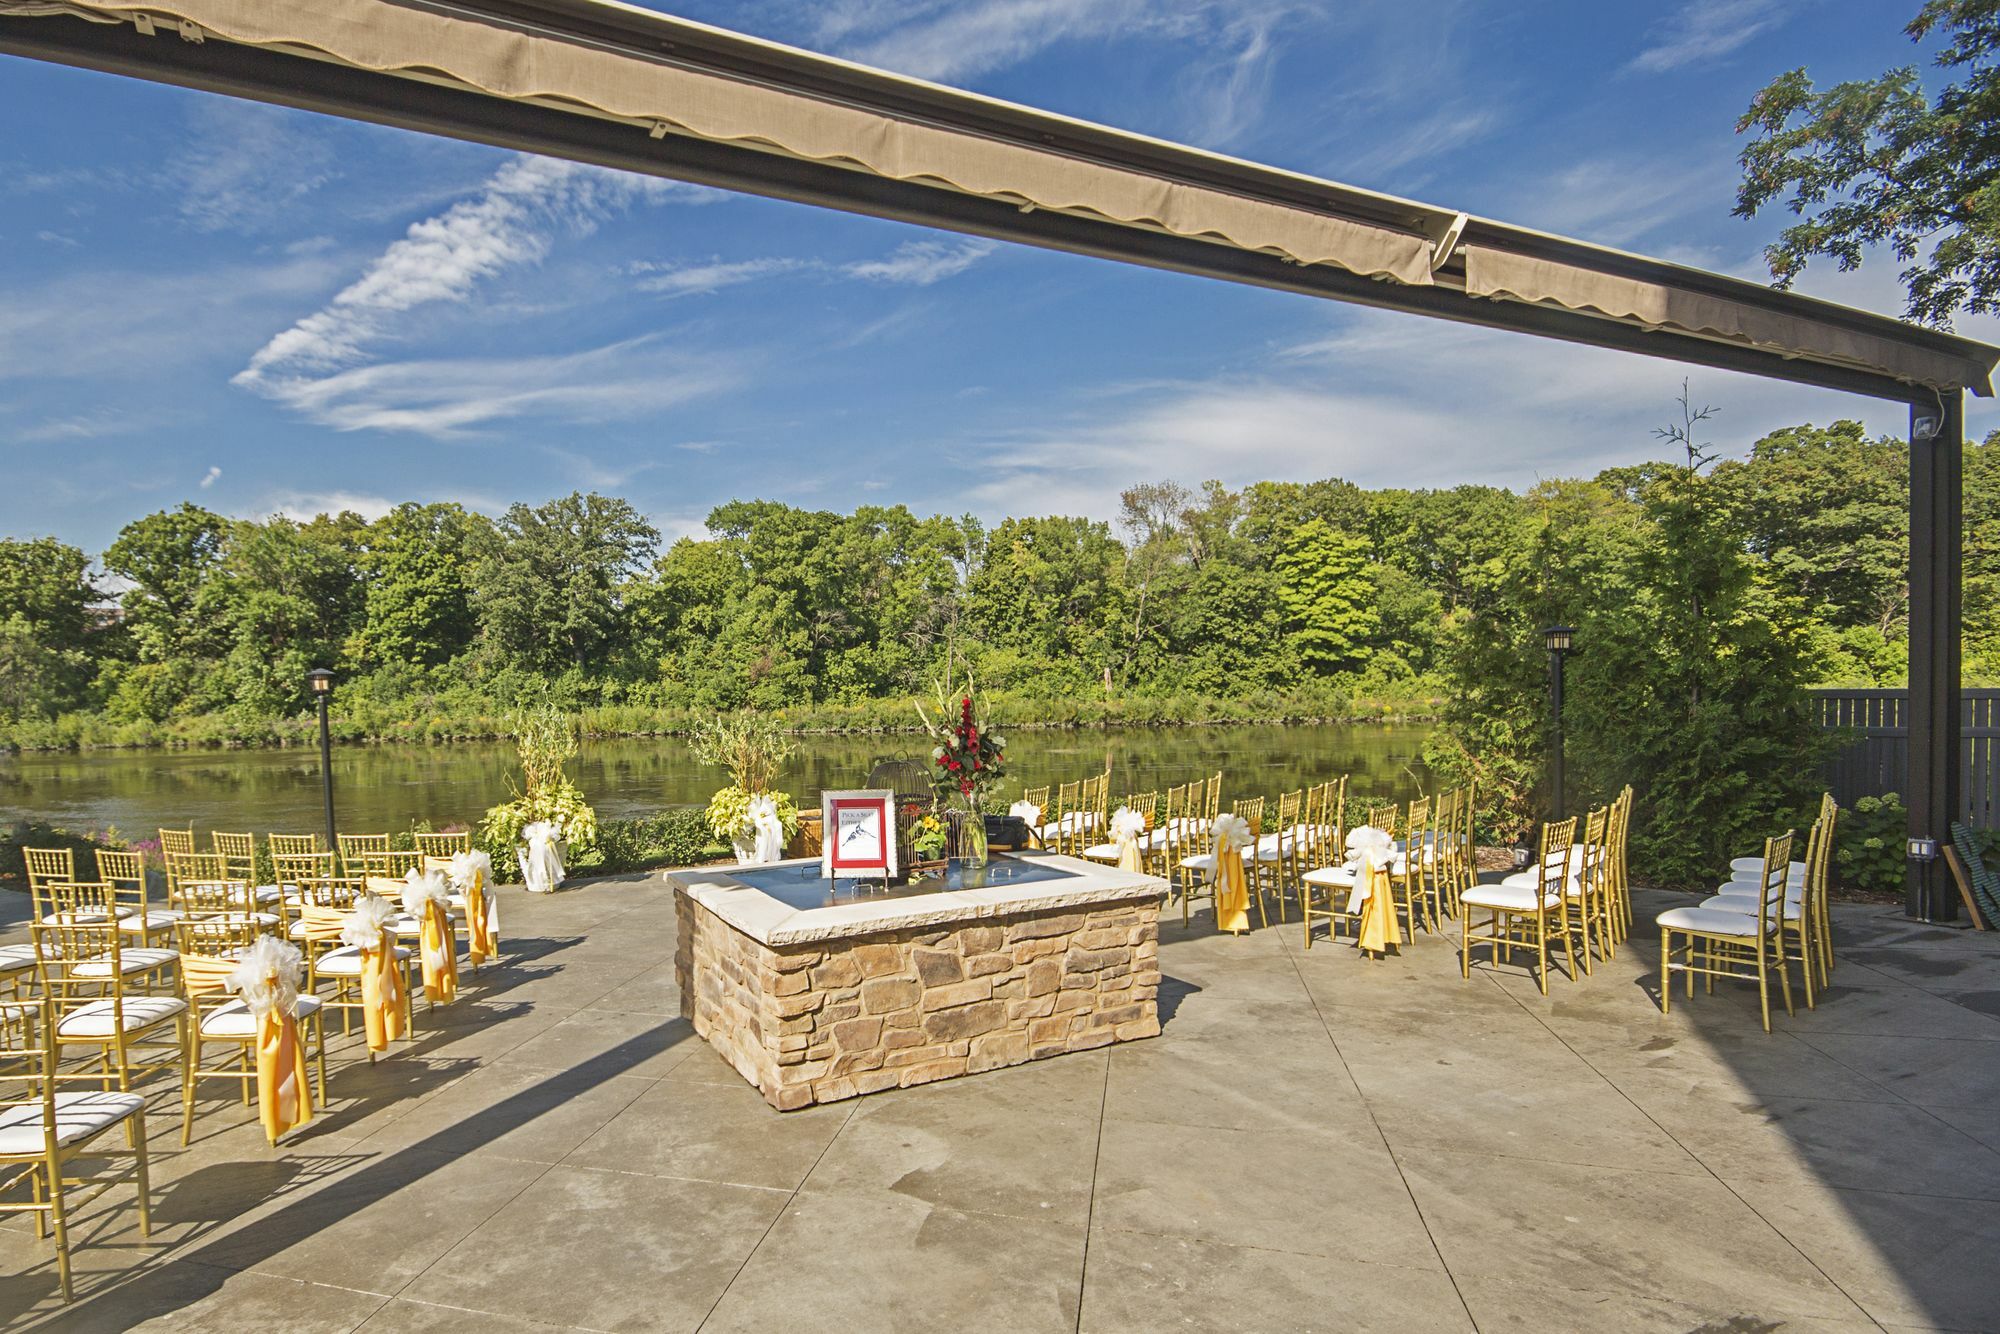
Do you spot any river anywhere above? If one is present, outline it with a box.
[0,722,1434,838]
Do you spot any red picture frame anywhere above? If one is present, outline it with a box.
[821,789,898,880]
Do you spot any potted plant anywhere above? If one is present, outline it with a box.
[916,667,1007,883]
[479,706,598,892]
[692,714,801,865]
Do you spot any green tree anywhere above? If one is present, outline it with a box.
[357,502,483,667]
[1271,518,1378,675]
[1735,0,2000,324]
[103,503,229,669]
[472,492,659,673]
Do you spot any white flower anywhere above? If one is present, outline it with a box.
[1346,825,1395,872]
[340,892,398,950]
[401,867,452,919]
[227,934,304,1017]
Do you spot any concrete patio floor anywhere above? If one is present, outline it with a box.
[3,875,1999,1333]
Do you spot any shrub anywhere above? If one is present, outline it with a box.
[0,821,127,883]
[595,810,722,872]
[1833,792,1905,896]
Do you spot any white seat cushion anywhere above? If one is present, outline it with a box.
[1462,882,1561,912]
[1302,864,1357,889]
[199,995,323,1038]
[1179,852,1217,873]
[1499,871,1577,893]
[1035,812,1100,838]
[1727,857,1808,881]
[116,910,183,933]
[1081,843,1119,862]
[313,944,413,977]
[1701,893,1803,920]
[0,944,36,976]
[0,1091,146,1156]
[56,995,187,1037]
[1656,905,1771,937]
[70,947,177,979]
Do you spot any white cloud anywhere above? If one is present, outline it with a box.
[171,101,339,233]
[1505,155,1739,248]
[13,407,176,443]
[843,239,996,285]
[263,491,398,523]
[199,466,221,489]
[1630,0,1788,74]
[250,336,745,439]
[35,230,79,248]
[236,155,688,394]
[634,256,817,297]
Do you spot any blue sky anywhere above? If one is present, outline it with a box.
[1,0,1988,555]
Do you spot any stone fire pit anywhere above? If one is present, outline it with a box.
[665,852,1166,1109]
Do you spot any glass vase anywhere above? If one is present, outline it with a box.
[957,800,989,888]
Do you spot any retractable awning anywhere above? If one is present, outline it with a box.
[3,0,1996,400]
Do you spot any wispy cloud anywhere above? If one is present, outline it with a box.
[634,256,816,297]
[263,491,398,523]
[13,407,177,444]
[1629,0,1788,74]
[171,100,339,233]
[843,239,996,285]
[1504,155,1738,247]
[235,155,691,398]
[199,466,221,489]
[248,336,745,439]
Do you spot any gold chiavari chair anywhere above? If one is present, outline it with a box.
[1246,789,1300,917]
[1203,772,1223,822]
[297,898,415,1050]
[1019,787,1051,846]
[0,943,34,999]
[94,850,180,948]
[1460,815,1580,995]
[1049,781,1083,855]
[32,916,189,1092]
[1230,796,1270,928]
[414,830,471,859]
[1402,796,1439,935]
[23,848,76,922]
[337,833,391,878]
[1609,786,1635,940]
[211,832,257,886]
[175,867,281,931]
[0,995,154,1303]
[268,833,322,859]
[357,849,423,882]
[176,914,327,1145]
[1701,815,1830,1008]
[42,882,176,992]
[1566,805,1615,967]
[1660,831,1798,1032]
[274,851,336,893]
[158,827,196,860]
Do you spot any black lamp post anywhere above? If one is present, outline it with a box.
[1543,627,1574,819]
[306,668,337,853]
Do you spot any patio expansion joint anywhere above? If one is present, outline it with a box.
[379,1293,618,1333]
[1478,965,1884,1326]
[1276,933,1482,1331]
[1069,1033,1114,1334]
[690,1100,861,1333]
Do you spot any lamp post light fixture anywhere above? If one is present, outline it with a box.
[306,668,337,854]
[1543,626,1574,819]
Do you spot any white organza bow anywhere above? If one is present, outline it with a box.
[1212,812,1253,855]
[1009,800,1043,826]
[747,793,786,865]
[1346,825,1396,872]
[1110,806,1147,843]
[340,892,398,951]
[228,934,304,1017]
[446,849,492,894]
[519,821,566,894]
[401,867,452,919]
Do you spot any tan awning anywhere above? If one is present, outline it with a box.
[1463,246,1995,396]
[15,0,1438,286]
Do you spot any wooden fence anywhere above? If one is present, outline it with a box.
[1814,689,2000,828]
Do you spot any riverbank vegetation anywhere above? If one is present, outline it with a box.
[2,420,1989,759]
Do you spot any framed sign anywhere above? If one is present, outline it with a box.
[822,789,898,881]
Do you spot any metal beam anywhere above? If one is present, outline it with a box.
[1907,391,1964,921]
[0,11,1952,406]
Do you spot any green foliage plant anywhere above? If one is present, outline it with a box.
[690,713,800,843]
[479,706,599,878]
[1834,792,1909,896]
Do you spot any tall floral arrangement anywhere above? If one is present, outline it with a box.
[917,675,1007,808]
[691,713,799,860]
[480,706,599,872]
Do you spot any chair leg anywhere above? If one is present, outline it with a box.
[1775,940,1795,1018]
[129,1111,152,1237]
[48,1156,72,1304]
[1660,932,1672,1014]
[1756,949,1772,1033]
[1535,914,1549,995]
[182,1031,198,1147]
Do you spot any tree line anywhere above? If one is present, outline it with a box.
[1,420,1995,747]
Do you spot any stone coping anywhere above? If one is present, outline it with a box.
[662,854,1166,946]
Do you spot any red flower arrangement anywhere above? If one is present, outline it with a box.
[925,692,1007,804]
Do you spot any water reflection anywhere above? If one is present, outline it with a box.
[0,722,1433,835]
